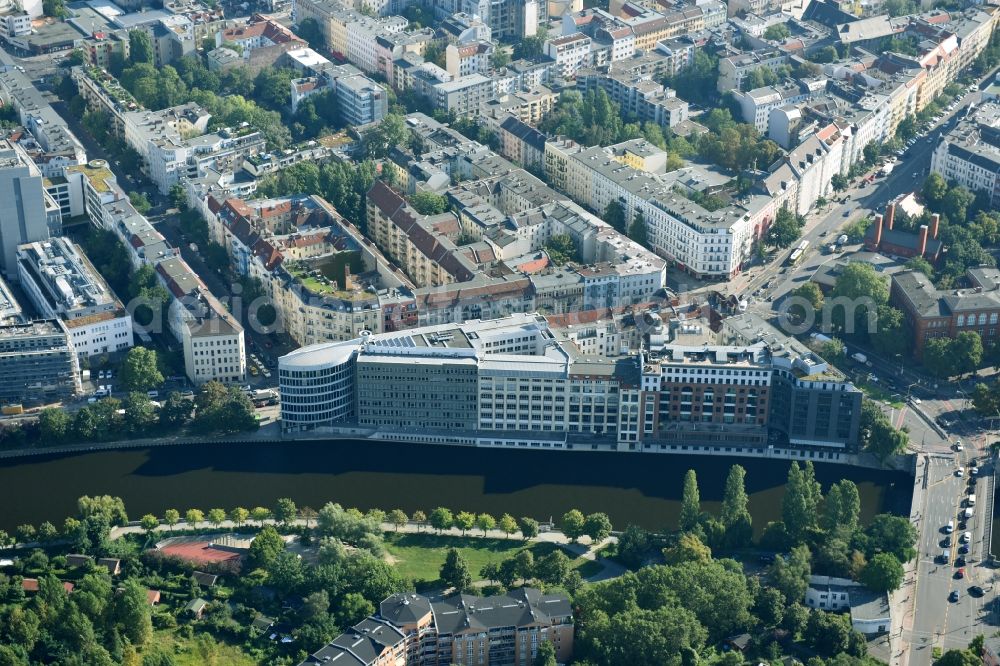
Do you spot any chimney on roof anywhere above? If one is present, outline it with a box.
[918,224,929,257]
[885,203,895,230]
[931,213,940,239]
[873,213,883,247]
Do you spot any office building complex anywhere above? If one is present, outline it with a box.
[280,312,861,455]
[0,139,62,280]
[16,238,133,358]
[299,588,573,666]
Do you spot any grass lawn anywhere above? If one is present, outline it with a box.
[149,629,258,666]
[383,532,600,584]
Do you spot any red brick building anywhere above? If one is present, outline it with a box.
[864,203,944,263]
[890,267,1000,358]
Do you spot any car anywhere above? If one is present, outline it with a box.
[957,468,965,477]
[956,567,965,578]
[249,366,259,376]
[970,585,985,597]
[959,521,967,530]
[911,397,922,405]
[946,520,955,533]
[843,209,851,217]
[955,441,964,451]
[98,370,106,379]
[106,370,113,379]
[912,172,918,178]
[971,466,979,476]
[951,590,961,602]
[943,535,953,547]
[959,544,969,554]
[262,369,272,378]
[820,230,829,237]
[962,531,972,543]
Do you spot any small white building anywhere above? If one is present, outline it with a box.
[804,575,890,635]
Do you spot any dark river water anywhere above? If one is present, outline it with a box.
[0,440,913,533]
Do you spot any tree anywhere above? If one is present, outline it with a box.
[140,514,159,534]
[519,516,539,540]
[789,282,824,322]
[251,506,271,526]
[274,497,297,526]
[536,549,570,586]
[769,207,804,248]
[864,514,917,562]
[584,513,613,543]
[663,533,712,565]
[454,511,475,536]
[905,255,934,277]
[163,509,180,529]
[119,347,163,392]
[782,461,821,541]
[440,548,472,591]
[491,48,510,69]
[764,23,791,40]
[207,508,226,529]
[604,200,627,233]
[820,338,846,364]
[184,509,204,526]
[513,550,535,582]
[616,524,651,569]
[498,513,518,538]
[954,331,984,376]
[861,552,904,592]
[831,174,849,191]
[561,509,586,541]
[129,30,153,65]
[823,479,861,532]
[628,211,648,247]
[229,506,249,528]
[544,234,579,265]
[476,513,496,535]
[412,510,427,530]
[159,392,192,428]
[410,191,448,215]
[769,544,812,602]
[248,525,285,570]
[755,587,786,628]
[389,509,408,531]
[365,113,409,158]
[129,192,152,215]
[39,407,72,443]
[863,142,880,166]
[430,507,453,533]
[680,470,700,532]
[296,17,324,50]
[123,392,156,435]
[115,579,152,647]
[721,464,752,547]
[533,640,557,666]
[935,650,981,666]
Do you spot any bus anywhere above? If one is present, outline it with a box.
[786,240,810,266]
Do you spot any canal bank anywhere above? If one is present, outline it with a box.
[0,438,913,533]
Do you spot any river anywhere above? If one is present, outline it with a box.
[0,440,913,533]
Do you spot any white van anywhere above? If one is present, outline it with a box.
[968,494,976,506]
[964,507,974,519]
[946,520,955,533]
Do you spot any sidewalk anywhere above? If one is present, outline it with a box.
[894,453,928,666]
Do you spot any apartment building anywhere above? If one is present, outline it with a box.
[0,139,61,279]
[733,82,817,134]
[16,238,133,358]
[124,103,265,194]
[156,256,246,385]
[545,32,592,79]
[298,589,573,666]
[891,268,1000,359]
[367,180,478,288]
[207,193,402,347]
[576,68,689,128]
[543,138,764,278]
[930,102,1000,208]
[216,13,305,71]
[717,50,789,93]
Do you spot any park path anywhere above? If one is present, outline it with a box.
[109,519,625,583]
